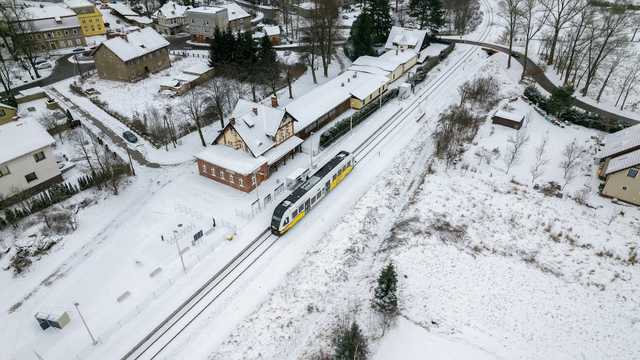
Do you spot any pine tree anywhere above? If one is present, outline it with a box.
[364,0,392,44]
[208,27,224,67]
[349,12,376,59]
[333,321,369,360]
[372,262,398,317]
[409,0,445,32]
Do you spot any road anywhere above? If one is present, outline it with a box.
[441,38,639,126]
[7,54,95,95]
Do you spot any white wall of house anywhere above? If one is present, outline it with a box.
[186,8,228,38]
[0,146,61,200]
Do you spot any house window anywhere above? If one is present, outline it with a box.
[627,168,639,178]
[25,172,38,183]
[239,177,244,187]
[219,169,224,177]
[33,151,46,162]
[0,165,10,177]
[622,186,628,191]
[210,167,216,177]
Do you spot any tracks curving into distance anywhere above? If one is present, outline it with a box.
[353,0,494,164]
[121,3,496,358]
[121,229,278,360]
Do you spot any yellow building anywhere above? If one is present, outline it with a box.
[0,103,17,125]
[65,0,106,36]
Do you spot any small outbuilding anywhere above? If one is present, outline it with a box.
[492,98,530,130]
[601,148,640,206]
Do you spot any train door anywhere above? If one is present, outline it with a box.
[324,181,330,194]
[305,198,311,211]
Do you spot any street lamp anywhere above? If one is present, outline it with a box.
[73,302,97,346]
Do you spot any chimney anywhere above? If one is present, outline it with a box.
[271,95,278,108]
[352,72,357,78]
[252,107,258,115]
[229,117,235,126]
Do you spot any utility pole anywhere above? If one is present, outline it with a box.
[175,239,186,272]
[73,302,97,345]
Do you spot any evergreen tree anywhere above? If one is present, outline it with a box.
[546,85,575,117]
[364,0,392,44]
[349,12,376,59]
[409,0,445,33]
[257,35,279,95]
[333,321,369,360]
[208,27,224,67]
[372,262,398,317]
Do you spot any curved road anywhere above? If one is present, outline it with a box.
[441,38,639,126]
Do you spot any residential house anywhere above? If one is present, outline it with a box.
[221,3,251,33]
[196,99,303,192]
[0,103,17,125]
[0,120,62,206]
[20,4,86,51]
[186,6,228,43]
[491,98,530,130]
[106,3,153,28]
[159,63,215,95]
[598,123,640,161]
[384,26,428,52]
[601,149,640,206]
[153,1,191,35]
[94,27,170,82]
[348,49,417,83]
[65,0,106,36]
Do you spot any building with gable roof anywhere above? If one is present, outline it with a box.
[19,4,86,51]
[153,1,191,35]
[65,0,106,36]
[196,99,303,192]
[94,27,170,82]
[384,26,428,52]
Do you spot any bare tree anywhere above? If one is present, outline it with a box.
[540,0,587,65]
[529,134,549,184]
[562,6,591,85]
[498,0,524,69]
[559,138,582,190]
[0,0,44,79]
[301,7,321,84]
[315,0,339,77]
[70,129,96,176]
[206,77,237,131]
[181,91,208,147]
[519,0,548,79]
[595,48,626,102]
[503,130,530,174]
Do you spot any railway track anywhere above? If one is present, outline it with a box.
[353,0,494,164]
[120,3,495,358]
[121,229,278,360]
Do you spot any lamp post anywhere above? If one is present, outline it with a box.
[73,302,97,346]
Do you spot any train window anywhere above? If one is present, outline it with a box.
[299,205,304,213]
[292,209,298,217]
[284,217,289,225]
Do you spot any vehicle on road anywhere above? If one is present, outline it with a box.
[271,151,354,235]
[35,61,52,70]
[72,47,85,53]
[122,130,138,143]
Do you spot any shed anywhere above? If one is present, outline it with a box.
[492,98,530,130]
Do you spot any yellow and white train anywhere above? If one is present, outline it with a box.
[271,151,354,235]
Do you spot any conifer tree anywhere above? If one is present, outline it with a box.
[409,0,445,32]
[333,321,369,360]
[364,0,392,44]
[349,12,376,59]
[372,262,398,319]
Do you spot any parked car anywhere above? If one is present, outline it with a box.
[72,47,85,53]
[35,61,52,70]
[122,130,138,143]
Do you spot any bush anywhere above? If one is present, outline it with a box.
[332,321,368,360]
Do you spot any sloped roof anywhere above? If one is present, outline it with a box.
[0,121,56,164]
[107,2,138,16]
[187,6,225,15]
[154,1,190,19]
[23,5,80,32]
[286,77,352,133]
[64,0,93,9]
[195,145,266,175]
[100,27,169,62]
[346,71,388,101]
[493,98,530,123]
[221,2,250,21]
[600,123,640,159]
[24,4,76,19]
[604,148,640,175]
[352,56,399,72]
[227,99,287,156]
[378,49,418,66]
[384,26,428,51]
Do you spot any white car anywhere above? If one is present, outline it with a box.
[35,61,52,70]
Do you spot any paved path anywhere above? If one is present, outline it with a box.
[441,38,639,126]
[6,54,95,96]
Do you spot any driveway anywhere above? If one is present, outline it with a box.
[441,38,639,126]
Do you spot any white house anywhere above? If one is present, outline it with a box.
[186,6,228,43]
[384,26,428,52]
[153,1,191,35]
[0,121,62,204]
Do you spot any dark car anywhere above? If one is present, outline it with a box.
[72,47,85,53]
[122,130,138,143]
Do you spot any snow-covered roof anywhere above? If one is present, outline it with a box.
[286,77,352,133]
[127,15,153,25]
[264,136,303,165]
[418,43,449,62]
[64,0,93,9]
[0,103,16,110]
[182,63,213,76]
[384,26,428,51]
[24,4,76,19]
[352,56,399,72]
[346,71,388,101]
[0,120,56,165]
[195,145,266,175]
[263,25,280,36]
[18,86,46,97]
[221,2,250,21]
[379,49,418,66]
[604,148,640,175]
[107,3,138,16]
[100,27,169,62]
[187,6,225,15]
[227,99,287,156]
[154,1,190,19]
[347,64,391,78]
[493,98,530,123]
[600,124,640,159]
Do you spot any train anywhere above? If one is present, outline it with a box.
[271,151,354,235]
